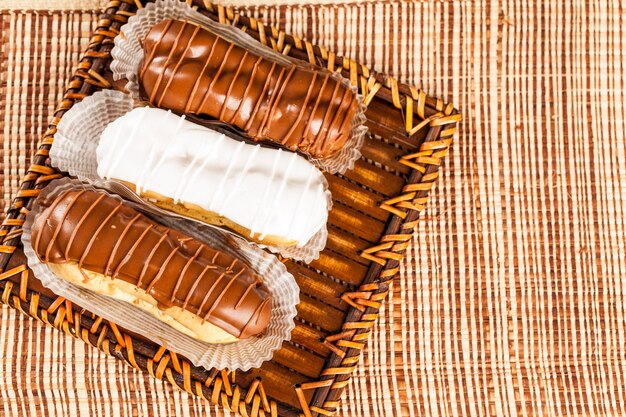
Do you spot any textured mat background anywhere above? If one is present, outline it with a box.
[2,1,626,416]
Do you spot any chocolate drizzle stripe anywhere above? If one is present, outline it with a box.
[78,266,89,282]
[181,264,212,311]
[286,168,316,233]
[219,50,249,121]
[257,151,298,238]
[227,258,238,273]
[256,65,287,138]
[184,28,219,113]
[197,271,227,318]
[136,232,169,288]
[263,65,298,145]
[105,213,142,276]
[311,78,342,156]
[205,268,245,320]
[319,86,352,156]
[131,114,160,194]
[140,114,187,192]
[302,72,331,144]
[229,55,264,125]
[139,19,173,81]
[217,143,260,214]
[282,71,318,145]
[235,281,256,310]
[243,60,278,133]
[158,24,201,108]
[149,20,188,104]
[329,92,354,154]
[102,108,150,180]
[174,133,225,204]
[248,148,282,237]
[113,224,153,278]
[144,247,179,293]
[212,141,245,215]
[265,64,297,144]
[171,244,204,304]
[45,191,88,262]
[75,194,109,267]
[33,190,82,260]
[79,202,123,267]
[197,42,236,114]
[240,298,271,335]
[65,194,102,262]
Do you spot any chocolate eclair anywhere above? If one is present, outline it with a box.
[31,189,272,343]
[139,19,359,160]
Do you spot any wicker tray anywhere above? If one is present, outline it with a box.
[0,1,460,416]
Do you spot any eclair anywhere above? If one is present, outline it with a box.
[96,106,329,247]
[31,189,272,344]
[139,19,359,160]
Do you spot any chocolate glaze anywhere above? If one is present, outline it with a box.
[31,189,272,339]
[139,19,358,160]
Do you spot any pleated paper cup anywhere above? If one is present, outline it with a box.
[50,89,330,263]
[22,177,299,371]
[110,0,368,174]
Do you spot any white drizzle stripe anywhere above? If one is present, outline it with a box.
[102,106,149,179]
[134,110,172,194]
[172,136,205,203]
[248,148,282,239]
[287,167,316,246]
[210,140,245,214]
[141,112,186,194]
[98,113,125,178]
[219,144,261,214]
[178,133,226,201]
[257,151,298,240]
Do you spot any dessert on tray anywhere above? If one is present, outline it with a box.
[31,188,272,344]
[95,106,329,248]
[139,19,360,160]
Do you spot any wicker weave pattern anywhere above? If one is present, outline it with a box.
[0,1,458,416]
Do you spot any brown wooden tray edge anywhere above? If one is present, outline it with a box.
[0,1,461,416]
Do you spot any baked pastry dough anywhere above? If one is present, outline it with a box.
[48,263,239,344]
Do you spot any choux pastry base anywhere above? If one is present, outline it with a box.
[116,179,299,248]
[49,262,240,344]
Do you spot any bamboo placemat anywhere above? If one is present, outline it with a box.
[1,1,625,416]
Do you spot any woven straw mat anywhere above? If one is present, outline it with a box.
[1,1,626,416]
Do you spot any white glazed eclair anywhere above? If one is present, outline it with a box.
[96,106,329,247]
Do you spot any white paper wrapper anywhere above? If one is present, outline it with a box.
[22,177,299,371]
[110,0,368,174]
[50,89,330,263]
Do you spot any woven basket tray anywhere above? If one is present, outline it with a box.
[0,1,460,416]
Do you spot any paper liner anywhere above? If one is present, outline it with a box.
[110,0,368,174]
[22,177,299,371]
[51,89,330,263]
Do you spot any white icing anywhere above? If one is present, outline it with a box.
[249,148,282,240]
[258,151,298,241]
[96,107,329,245]
[102,106,149,179]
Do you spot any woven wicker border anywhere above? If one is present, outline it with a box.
[0,1,461,416]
